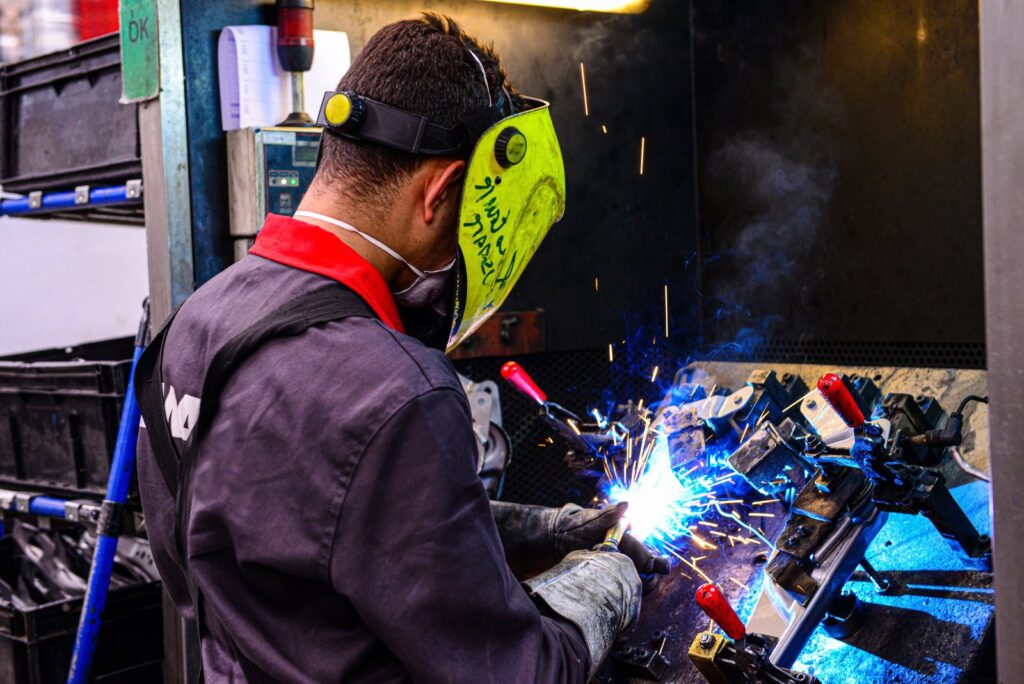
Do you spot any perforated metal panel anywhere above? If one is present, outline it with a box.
[703,339,986,369]
[454,351,609,507]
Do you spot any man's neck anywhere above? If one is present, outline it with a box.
[293,196,404,289]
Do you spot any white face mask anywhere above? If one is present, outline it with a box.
[391,258,456,310]
[294,210,455,310]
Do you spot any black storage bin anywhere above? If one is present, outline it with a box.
[0,536,162,684]
[0,338,134,499]
[0,33,143,224]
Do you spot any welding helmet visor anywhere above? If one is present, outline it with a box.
[447,97,565,351]
[315,91,565,352]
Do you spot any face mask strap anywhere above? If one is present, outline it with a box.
[466,49,493,108]
[294,210,426,278]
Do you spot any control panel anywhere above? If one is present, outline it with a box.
[226,125,322,260]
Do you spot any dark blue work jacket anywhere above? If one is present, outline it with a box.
[136,214,589,683]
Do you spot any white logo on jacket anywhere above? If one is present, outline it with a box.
[163,384,201,441]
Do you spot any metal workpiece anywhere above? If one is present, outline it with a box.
[792,469,867,524]
[727,419,803,496]
[766,506,888,668]
[594,362,993,683]
[693,362,991,486]
[459,375,510,499]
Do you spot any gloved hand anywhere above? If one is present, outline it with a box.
[490,500,670,576]
[524,549,641,678]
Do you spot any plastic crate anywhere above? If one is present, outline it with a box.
[0,537,162,684]
[0,338,134,499]
[0,32,143,224]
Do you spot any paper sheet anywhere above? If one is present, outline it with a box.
[218,26,350,131]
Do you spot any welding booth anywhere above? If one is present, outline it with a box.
[0,0,1021,682]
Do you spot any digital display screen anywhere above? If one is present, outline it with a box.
[294,143,319,163]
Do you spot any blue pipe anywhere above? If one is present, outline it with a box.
[1,183,134,216]
[28,496,68,519]
[66,304,148,684]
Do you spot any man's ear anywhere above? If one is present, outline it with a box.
[423,159,466,224]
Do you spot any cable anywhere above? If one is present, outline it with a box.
[955,395,989,416]
[950,446,990,482]
[951,395,990,482]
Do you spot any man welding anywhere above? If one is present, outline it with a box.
[133,14,667,683]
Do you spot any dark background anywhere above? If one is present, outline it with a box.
[180,0,984,368]
[691,0,984,366]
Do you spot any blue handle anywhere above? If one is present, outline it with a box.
[67,306,148,684]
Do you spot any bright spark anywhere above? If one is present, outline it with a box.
[580,63,590,117]
[663,285,669,337]
[607,437,708,545]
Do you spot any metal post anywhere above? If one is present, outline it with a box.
[140,0,194,328]
[138,3,202,682]
[980,2,1024,682]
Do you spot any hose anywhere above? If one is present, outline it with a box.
[951,395,990,482]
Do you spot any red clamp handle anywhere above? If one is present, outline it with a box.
[695,583,746,640]
[501,361,547,405]
[817,373,866,428]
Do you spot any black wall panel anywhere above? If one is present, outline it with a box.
[691,0,984,364]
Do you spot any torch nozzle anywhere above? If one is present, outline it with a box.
[596,516,631,552]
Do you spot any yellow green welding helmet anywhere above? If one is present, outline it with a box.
[316,86,565,353]
[447,98,565,350]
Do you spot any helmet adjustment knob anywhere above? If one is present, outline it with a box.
[324,91,366,131]
[494,127,527,168]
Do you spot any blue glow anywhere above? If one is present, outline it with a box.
[607,437,706,544]
[602,427,745,560]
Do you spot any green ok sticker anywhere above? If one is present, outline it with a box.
[119,0,160,103]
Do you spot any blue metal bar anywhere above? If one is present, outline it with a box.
[41,190,77,210]
[0,183,136,216]
[1,197,31,213]
[67,303,148,684]
[28,496,67,519]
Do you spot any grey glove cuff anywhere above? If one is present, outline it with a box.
[524,549,641,678]
[490,501,561,572]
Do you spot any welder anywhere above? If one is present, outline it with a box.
[132,14,667,683]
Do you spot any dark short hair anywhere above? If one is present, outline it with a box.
[315,14,518,204]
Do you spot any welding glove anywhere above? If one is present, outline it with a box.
[524,548,641,678]
[490,501,670,577]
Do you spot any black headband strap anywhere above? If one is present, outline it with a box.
[317,92,472,156]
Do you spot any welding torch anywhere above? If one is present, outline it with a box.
[596,516,631,552]
[500,361,634,554]
[500,361,628,461]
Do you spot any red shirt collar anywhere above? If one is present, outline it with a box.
[249,214,404,332]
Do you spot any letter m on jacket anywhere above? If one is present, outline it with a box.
[163,384,201,441]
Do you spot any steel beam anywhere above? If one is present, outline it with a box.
[980,2,1024,682]
[141,0,194,328]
